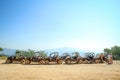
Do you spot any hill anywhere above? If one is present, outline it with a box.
[0,48,16,56]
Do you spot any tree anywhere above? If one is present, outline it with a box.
[36,50,47,58]
[0,47,3,51]
[103,46,120,60]
[111,46,120,55]
[21,50,29,57]
[111,46,120,60]
[15,50,22,56]
[0,47,7,59]
[104,48,111,54]
[28,49,35,57]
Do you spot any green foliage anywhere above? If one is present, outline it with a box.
[15,49,31,57]
[36,50,48,58]
[0,47,3,51]
[104,45,120,60]
[0,47,6,59]
[15,49,47,58]
[28,49,35,57]
[15,49,22,57]
[21,50,29,57]
[111,46,120,55]
[104,48,111,53]
[111,46,120,60]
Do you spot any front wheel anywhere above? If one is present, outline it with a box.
[45,60,49,64]
[25,59,31,64]
[78,59,83,64]
[6,59,12,63]
[39,60,45,65]
[83,59,88,64]
[20,59,26,64]
[57,60,63,64]
[65,59,71,64]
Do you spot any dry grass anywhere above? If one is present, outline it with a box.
[0,60,120,80]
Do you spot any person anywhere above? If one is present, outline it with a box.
[107,53,113,64]
[110,53,113,64]
[99,53,104,63]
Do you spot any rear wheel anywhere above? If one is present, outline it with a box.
[45,60,49,64]
[20,59,26,64]
[57,60,63,64]
[6,59,11,63]
[95,59,100,64]
[39,60,45,65]
[25,59,31,64]
[84,59,88,64]
[78,59,83,64]
[65,59,71,64]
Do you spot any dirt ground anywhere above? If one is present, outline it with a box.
[0,60,120,80]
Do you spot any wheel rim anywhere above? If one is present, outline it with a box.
[57,60,62,64]
[21,59,25,64]
[78,60,83,64]
[45,60,49,64]
[25,60,31,64]
[84,60,88,64]
[6,59,10,63]
[39,60,45,65]
[65,59,71,64]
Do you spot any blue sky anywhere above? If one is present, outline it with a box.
[0,0,120,52]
